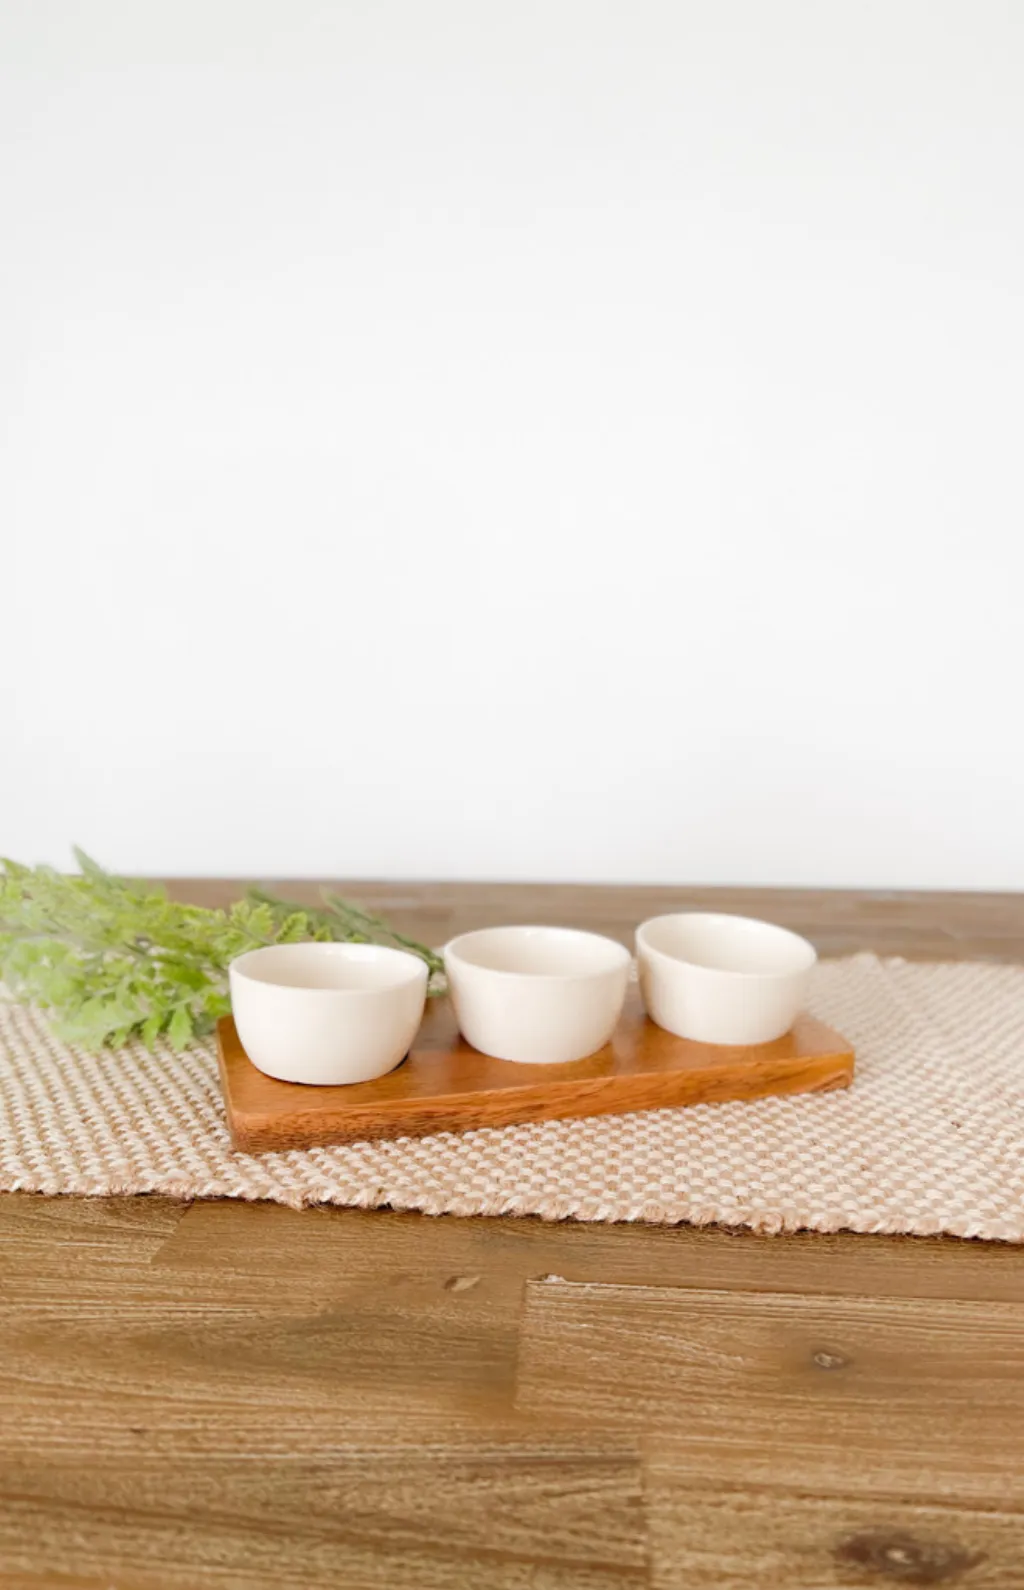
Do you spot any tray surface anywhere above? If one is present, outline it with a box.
[216,989,855,1153]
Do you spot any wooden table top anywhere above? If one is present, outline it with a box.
[3,881,1023,1589]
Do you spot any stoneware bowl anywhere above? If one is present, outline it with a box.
[635,912,817,1045]
[229,942,429,1085]
[443,925,632,1065]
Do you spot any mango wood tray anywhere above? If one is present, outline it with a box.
[215,989,854,1153]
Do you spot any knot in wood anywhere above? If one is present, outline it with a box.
[835,1529,985,1584]
[811,1348,848,1370]
[443,1274,481,1293]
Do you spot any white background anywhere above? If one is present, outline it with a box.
[2,1,1022,887]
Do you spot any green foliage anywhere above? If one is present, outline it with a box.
[0,850,444,1051]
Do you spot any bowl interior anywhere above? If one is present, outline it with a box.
[232,943,426,993]
[640,913,816,977]
[446,926,629,980]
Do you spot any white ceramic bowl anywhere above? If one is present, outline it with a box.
[635,912,817,1045]
[229,942,429,1085]
[443,925,631,1065]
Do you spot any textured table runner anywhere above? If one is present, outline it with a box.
[2,955,1023,1241]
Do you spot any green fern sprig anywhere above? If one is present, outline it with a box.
[0,850,442,1051]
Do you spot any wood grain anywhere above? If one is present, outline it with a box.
[0,1261,522,1456]
[1,881,1022,1588]
[645,1469,1024,1589]
[167,878,1024,964]
[0,1192,188,1269]
[148,1202,1024,1304]
[0,1446,646,1590]
[217,990,854,1152]
[516,1279,1024,1505]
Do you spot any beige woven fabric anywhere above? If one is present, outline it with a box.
[2,955,1023,1240]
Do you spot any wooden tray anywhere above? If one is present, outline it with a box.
[216,989,855,1153]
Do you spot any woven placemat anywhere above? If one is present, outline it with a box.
[2,955,1023,1241]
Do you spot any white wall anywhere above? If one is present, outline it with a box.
[2,0,1022,888]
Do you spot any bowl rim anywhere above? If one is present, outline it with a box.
[444,923,632,983]
[230,940,430,995]
[635,911,817,979]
